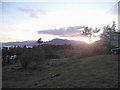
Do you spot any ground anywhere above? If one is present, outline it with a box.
[0,59,2,89]
[2,54,118,88]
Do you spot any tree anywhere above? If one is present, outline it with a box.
[82,27,101,44]
[103,21,116,37]
[111,21,116,32]
[100,21,116,52]
[37,38,43,45]
[23,45,27,48]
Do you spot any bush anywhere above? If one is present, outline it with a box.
[20,47,45,69]
[46,52,60,59]
[44,48,60,59]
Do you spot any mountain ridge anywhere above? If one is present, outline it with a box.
[2,38,88,47]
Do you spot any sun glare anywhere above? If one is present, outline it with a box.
[75,36,101,44]
[82,37,101,44]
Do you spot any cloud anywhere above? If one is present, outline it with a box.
[17,8,46,18]
[38,26,85,37]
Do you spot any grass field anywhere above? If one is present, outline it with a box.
[0,59,2,89]
[2,54,118,88]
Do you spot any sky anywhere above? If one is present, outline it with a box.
[0,0,119,43]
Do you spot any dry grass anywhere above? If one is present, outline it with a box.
[0,59,2,89]
[2,54,118,88]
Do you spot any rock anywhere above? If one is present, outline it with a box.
[50,73,60,78]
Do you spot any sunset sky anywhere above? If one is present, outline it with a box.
[0,0,119,43]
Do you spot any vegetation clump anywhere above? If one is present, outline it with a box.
[20,47,45,69]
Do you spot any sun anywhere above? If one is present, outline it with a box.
[79,36,101,44]
[57,35,101,44]
[63,35,101,44]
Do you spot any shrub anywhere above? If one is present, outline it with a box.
[20,47,45,69]
[46,52,60,59]
[45,48,60,59]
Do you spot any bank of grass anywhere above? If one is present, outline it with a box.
[2,54,118,88]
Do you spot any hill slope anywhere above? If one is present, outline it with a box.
[2,54,118,88]
[2,38,87,47]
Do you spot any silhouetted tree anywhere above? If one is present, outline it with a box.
[111,21,116,32]
[82,27,100,44]
[100,21,116,52]
[23,45,27,48]
[37,38,43,45]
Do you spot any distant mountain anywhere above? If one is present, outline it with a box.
[2,40,38,47]
[42,38,87,45]
[42,38,72,45]
[2,38,87,47]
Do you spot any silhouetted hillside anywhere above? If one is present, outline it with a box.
[2,38,87,47]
